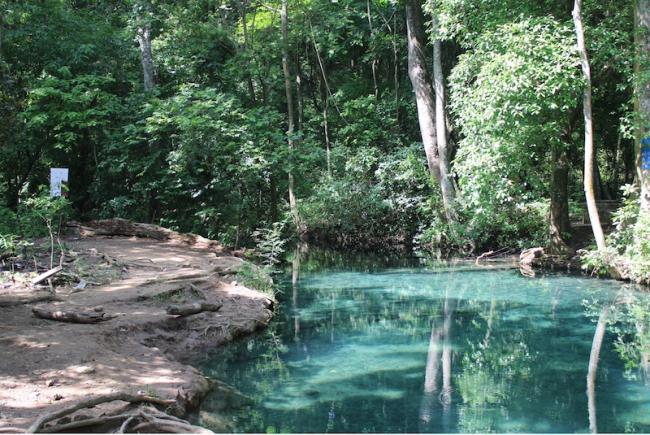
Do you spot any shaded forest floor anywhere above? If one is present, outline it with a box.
[0,227,274,432]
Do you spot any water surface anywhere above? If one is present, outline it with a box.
[201,252,650,433]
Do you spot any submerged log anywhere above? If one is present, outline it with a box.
[32,307,114,324]
[166,303,222,317]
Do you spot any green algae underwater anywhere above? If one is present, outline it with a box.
[200,252,650,433]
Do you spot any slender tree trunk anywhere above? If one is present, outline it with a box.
[367,0,379,99]
[320,79,332,176]
[406,0,455,222]
[281,0,301,234]
[237,0,257,103]
[393,12,400,125]
[636,0,650,213]
[573,0,607,251]
[587,306,609,434]
[270,175,278,223]
[549,146,572,254]
[295,57,304,131]
[432,16,456,218]
[136,23,155,92]
[0,4,4,66]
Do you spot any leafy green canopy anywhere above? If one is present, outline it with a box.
[449,18,583,248]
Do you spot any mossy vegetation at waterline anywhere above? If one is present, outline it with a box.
[0,0,649,280]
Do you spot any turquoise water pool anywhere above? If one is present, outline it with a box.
[200,254,650,433]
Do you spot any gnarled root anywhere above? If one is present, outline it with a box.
[27,392,176,433]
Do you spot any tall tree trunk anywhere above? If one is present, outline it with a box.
[636,0,650,213]
[549,146,572,254]
[393,12,401,125]
[432,16,456,218]
[367,0,379,99]
[573,0,607,251]
[320,78,332,176]
[295,57,304,131]
[281,0,301,233]
[236,0,257,103]
[136,23,155,92]
[406,0,455,222]
[587,306,609,434]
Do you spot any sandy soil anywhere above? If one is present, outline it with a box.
[0,235,274,432]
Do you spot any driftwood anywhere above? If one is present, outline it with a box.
[27,392,175,433]
[32,307,114,324]
[31,266,63,286]
[68,218,224,253]
[166,303,222,317]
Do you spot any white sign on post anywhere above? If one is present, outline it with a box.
[50,168,69,198]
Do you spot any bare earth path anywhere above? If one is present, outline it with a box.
[0,233,274,432]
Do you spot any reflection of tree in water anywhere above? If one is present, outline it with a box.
[201,251,650,433]
[419,288,457,432]
[608,289,650,385]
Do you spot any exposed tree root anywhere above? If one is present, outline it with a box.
[27,392,175,433]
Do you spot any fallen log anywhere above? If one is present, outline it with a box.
[32,307,114,324]
[27,393,175,433]
[68,218,224,253]
[166,302,222,317]
[31,266,63,286]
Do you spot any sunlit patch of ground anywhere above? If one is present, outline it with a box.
[0,236,273,432]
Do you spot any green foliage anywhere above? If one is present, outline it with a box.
[447,17,581,250]
[236,263,277,299]
[0,0,640,260]
[252,221,288,267]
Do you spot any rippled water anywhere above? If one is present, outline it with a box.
[200,252,650,433]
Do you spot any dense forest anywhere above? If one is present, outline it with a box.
[0,0,649,280]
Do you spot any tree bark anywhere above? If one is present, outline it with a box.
[136,23,155,92]
[367,0,379,99]
[573,0,607,251]
[549,146,572,254]
[636,0,650,213]
[281,0,302,234]
[432,16,456,219]
[406,0,455,222]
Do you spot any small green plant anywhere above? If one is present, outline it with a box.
[236,263,277,299]
[19,189,71,268]
[252,221,287,267]
[579,248,613,277]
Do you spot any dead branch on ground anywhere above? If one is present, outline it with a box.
[166,302,222,317]
[32,307,115,324]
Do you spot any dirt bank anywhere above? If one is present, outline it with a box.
[0,222,274,432]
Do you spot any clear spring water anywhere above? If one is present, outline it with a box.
[200,252,650,433]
